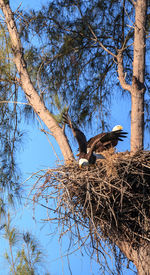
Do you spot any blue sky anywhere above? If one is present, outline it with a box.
[0,0,147,274]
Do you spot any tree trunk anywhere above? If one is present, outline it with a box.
[116,240,150,275]
[131,0,147,152]
[131,77,144,152]
[117,0,146,153]
[0,0,74,163]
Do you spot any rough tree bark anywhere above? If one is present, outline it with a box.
[117,0,146,153]
[131,0,146,152]
[0,0,74,163]
[116,240,150,275]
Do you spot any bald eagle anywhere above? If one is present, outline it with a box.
[87,125,127,154]
[63,113,105,168]
[63,113,127,168]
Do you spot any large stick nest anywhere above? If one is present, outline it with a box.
[34,150,150,251]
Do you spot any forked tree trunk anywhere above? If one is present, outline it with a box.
[0,0,74,163]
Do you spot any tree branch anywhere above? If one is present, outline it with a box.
[117,51,132,92]
[130,0,136,6]
[0,0,74,162]
[88,24,132,93]
[88,25,117,58]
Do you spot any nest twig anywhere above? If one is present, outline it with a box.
[32,150,150,269]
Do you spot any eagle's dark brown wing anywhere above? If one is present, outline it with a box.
[100,130,128,143]
[87,133,105,148]
[62,113,87,154]
[87,130,128,153]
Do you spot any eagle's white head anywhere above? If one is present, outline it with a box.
[79,158,89,168]
[112,125,123,131]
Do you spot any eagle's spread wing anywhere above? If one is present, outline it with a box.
[87,133,105,148]
[87,130,127,153]
[100,130,127,143]
[62,113,87,154]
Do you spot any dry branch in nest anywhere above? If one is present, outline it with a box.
[33,150,150,266]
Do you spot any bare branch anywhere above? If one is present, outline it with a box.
[88,24,132,93]
[130,0,136,6]
[0,100,29,105]
[117,51,132,92]
[88,25,117,58]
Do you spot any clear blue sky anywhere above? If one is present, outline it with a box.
[1,0,148,274]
